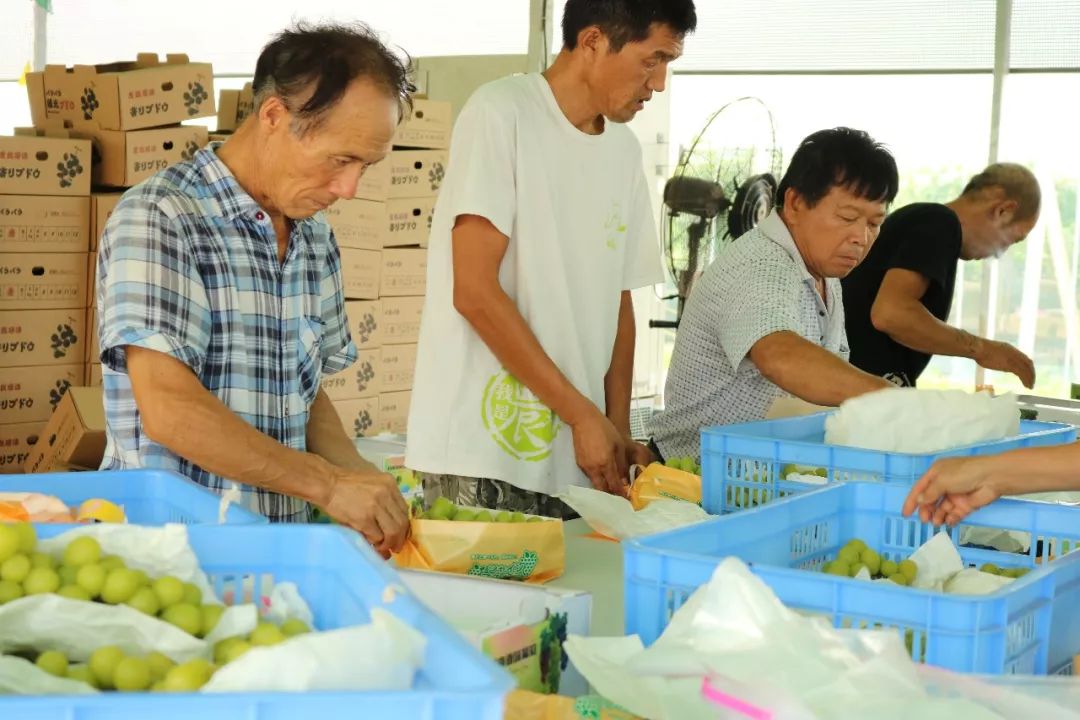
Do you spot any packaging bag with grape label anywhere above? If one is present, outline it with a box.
[393,500,565,584]
[628,460,702,511]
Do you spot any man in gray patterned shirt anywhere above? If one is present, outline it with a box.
[650,128,899,461]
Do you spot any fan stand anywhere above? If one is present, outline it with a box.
[678,217,708,314]
[650,216,708,330]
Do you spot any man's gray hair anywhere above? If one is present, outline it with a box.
[962,163,1041,221]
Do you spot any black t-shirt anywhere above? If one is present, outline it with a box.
[841,203,963,386]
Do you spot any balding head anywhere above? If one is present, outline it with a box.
[961,163,1041,222]
[951,163,1041,260]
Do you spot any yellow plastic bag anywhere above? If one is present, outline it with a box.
[393,509,566,584]
[628,463,702,511]
[504,690,644,720]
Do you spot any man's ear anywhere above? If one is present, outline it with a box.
[784,187,805,216]
[993,197,1019,224]
[577,26,608,58]
[258,95,290,132]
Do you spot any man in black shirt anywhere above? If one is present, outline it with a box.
[843,163,1040,388]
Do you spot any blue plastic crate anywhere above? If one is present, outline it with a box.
[1,524,514,719]
[0,470,266,524]
[624,482,1080,675]
[701,413,1076,514]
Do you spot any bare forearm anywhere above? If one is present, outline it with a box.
[752,332,891,406]
[306,388,380,473]
[457,288,595,425]
[873,298,983,359]
[976,444,1080,496]
[131,353,335,506]
[604,292,635,436]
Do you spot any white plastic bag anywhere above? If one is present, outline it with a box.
[0,524,423,695]
[203,609,425,693]
[0,655,100,696]
[559,486,710,541]
[0,594,238,662]
[565,557,1056,720]
[825,389,1020,453]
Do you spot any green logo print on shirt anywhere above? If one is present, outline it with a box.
[482,371,560,462]
[603,201,627,250]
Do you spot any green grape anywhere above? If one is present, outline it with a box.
[63,537,102,568]
[249,622,286,647]
[837,546,860,565]
[1,554,31,584]
[76,564,107,598]
[201,604,225,637]
[152,576,185,608]
[861,549,882,576]
[126,587,161,616]
[89,646,125,690]
[23,567,60,595]
[114,656,151,692]
[281,618,311,637]
[161,603,202,636]
[182,583,202,606]
[67,663,97,688]
[824,561,850,577]
[428,497,456,520]
[100,568,140,604]
[35,650,68,678]
[0,579,23,604]
[57,584,92,602]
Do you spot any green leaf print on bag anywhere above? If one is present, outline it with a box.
[482,371,560,462]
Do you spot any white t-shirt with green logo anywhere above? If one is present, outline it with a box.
[405,73,662,497]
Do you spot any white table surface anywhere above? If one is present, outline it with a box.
[549,518,625,637]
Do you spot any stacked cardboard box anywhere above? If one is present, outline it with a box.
[214,82,254,135]
[22,386,107,474]
[6,55,216,474]
[0,131,93,473]
[326,98,449,438]
[25,54,215,190]
[84,192,122,386]
[25,55,217,389]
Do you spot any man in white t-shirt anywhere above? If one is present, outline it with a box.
[406,0,698,518]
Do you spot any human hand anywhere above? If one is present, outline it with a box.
[975,340,1036,389]
[901,456,1002,526]
[323,470,410,558]
[625,440,656,470]
[571,408,630,496]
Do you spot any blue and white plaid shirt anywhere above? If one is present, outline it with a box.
[96,143,357,521]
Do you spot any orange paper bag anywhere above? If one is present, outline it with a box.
[393,509,566,583]
[628,462,702,510]
[504,690,644,720]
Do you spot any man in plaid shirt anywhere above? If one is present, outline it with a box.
[96,23,410,556]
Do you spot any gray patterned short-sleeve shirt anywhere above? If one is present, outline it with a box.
[649,210,849,461]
